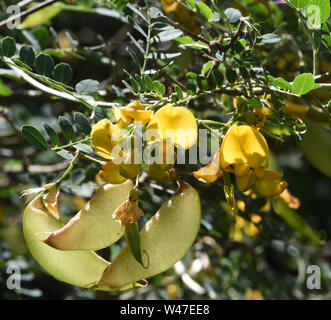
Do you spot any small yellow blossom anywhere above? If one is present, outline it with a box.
[193,151,222,183]
[91,118,119,159]
[113,100,153,126]
[146,105,198,150]
[220,125,269,170]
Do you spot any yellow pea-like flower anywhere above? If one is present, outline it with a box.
[91,118,117,159]
[193,152,222,183]
[254,168,283,180]
[235,170,255,192]
[253,179,288,198]
[220,125,269,170]
[113,100,153,126]
[98,160,128,184]
[146,105,198,150]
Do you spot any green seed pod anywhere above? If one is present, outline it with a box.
[124,222,144,266]
[298,119,331,178]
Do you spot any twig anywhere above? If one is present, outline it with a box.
[157,14,209,44]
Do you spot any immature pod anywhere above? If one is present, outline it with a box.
[272,198,325,245]
[23,195,140,291]
[96,184,201,289]
[43,180,133,250]
[298,119,331,178]
[124,222,143,266]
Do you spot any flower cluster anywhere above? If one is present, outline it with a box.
[91,101,198,185]
[194,124,287,198]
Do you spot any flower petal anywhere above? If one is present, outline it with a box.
[254,179,288,198]
[98,160,127,184]
[220,125,269,170]
[91,119,116,159]
[146,105,198,150]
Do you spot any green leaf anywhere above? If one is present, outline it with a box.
[43,181,133,250]
[96,184,201,289]
[122,80,136,94]
[43,122,59,146]
[74,112,91,135]
[175,85,183,99]
[31,26,50,49]
[53,63,73,84]
[201,61,214,75]
[0,79,12,96]
[56,149,74,160]
[292,73,316,95]
[23,193,139,291]
[289,0,310,8]
[211,69,224,87]
[305,0,330,26]
[224,8,242,23]
[196,2,213,21]
[35,54,54,77]
[151,29,183,43]
[239,66,249,79]
[19,45,35,67]
[186,0,196,9]
[263,122,296,136]
[197,75,209,91]
[75,79,99,95]
[298,118,331,178]
[261,33,281,44]
[1,37,16,57]
[135,74,146,92]
[268,75,292,91]
[273,198,325,245]
[20,4,63,29]
[143,75,154,91]
[130,76,140,93]
[175,36,209,50]
[22,125,49,150]
[127,3,148,23]
[321,35,331,47]
[58,116,75,142]
[73,143,93,154]
[226,68,237,83]
[126,47,141,69]
[94,107,108,122]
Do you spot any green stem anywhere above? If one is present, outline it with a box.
[51,137,91,151]
[55,150,80,186]
[141,1,151,75]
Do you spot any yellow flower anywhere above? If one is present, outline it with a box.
[193,151,222,183]
[98,149,140,184]
[91,118,140,184]
[146,105,198,150]
[229,214,260,242]
[245,288,263,300]
[220,125,269,170]
[91,118,118,159]
[113,100,153,126]
[253,178,288,198]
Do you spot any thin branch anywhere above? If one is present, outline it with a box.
[157,14,209,44]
